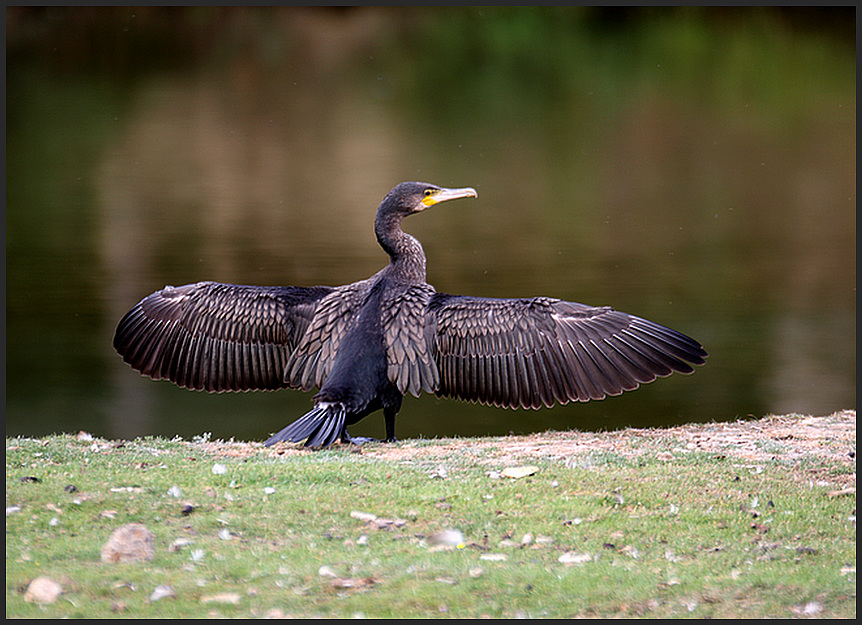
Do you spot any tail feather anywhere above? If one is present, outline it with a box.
[264,403,346,448]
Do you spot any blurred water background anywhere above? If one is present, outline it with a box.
[6,7,856,442]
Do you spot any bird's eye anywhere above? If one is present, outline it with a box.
[423,189,434,197]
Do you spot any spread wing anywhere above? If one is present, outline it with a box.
[285,278,376,390]
[428,294,707,409]
[113,281,338,393]
[382,283,440,398]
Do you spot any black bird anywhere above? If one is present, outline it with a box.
[113,182,707,448]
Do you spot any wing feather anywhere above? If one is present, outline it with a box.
[285,278,375,390]
[114,281,333,392]
[382,283,440,397]
[429,294,706,409]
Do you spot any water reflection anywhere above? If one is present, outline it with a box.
[6,7,855,441]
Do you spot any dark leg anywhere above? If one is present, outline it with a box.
[383,405,397,443]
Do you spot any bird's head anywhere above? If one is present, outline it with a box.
[382,182,478,217]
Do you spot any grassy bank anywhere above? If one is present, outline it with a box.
[6,412,856,618]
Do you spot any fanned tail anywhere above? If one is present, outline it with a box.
[264,403,347,448]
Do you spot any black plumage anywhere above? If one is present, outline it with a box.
[113,182,707,448]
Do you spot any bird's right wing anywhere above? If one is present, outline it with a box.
[113,281,334,393]
[428,294,707,409]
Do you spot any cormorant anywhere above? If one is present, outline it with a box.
[113,182,707,448]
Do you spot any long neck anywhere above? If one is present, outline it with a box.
[375,209,427,283]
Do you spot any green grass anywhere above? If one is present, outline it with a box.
[6,434,856,618]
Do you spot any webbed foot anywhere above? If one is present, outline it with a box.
[341,431,378,446]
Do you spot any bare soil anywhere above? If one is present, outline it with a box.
[206,410,856,486]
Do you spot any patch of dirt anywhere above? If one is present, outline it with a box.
[203,410,855,485]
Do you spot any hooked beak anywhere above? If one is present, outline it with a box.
[421,186,478,208]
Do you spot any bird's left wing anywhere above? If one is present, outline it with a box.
[382,283,440,397]
[113,281,333,393]
[428,293,707,409]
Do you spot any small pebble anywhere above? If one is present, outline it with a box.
[558,551,592,565]
[101,523,155,563]
[24,577,62,604]
[150,585,175,602]
[427,529,465,547]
